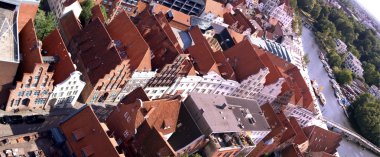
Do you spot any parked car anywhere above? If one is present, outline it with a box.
[24,115,45,124]
[1,115,23,124]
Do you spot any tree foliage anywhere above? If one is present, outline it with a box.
[296,1,380,86]
[79,0,95,25]
[34,9,56,40]
[297,0,315,12]
[100,4,108,20]
[334,68,352,85]
[351,94,380,147]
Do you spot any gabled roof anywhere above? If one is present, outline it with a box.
[303,125,342,154]
[107,11,151,71]
[75,18,122,85]
[59,11,82,45]
[60,106,124,157]
[187,27,220,75]
[91,5,106,23]
[42,29,76,85]
[19,19,43,73]
[204,0,226,18]
[281,144,304,157]
[224,40,267,82]
[211,51,237,81]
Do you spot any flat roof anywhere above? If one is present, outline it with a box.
[0,1,18,63]
[186,93,271,133]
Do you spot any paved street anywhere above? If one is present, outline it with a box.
[301,26,377,157]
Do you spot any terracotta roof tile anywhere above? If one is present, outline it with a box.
[281,144,304,157]
[60,106,123,157]
[42,29,76,85]
[224,40,267,82]
[152,4,191,29]
[107,11,151,71]
[75,18,123,85]
[59,11,82,45]
[91,5,106,23]
[187,27,220,75]
[19,19,43,73]
[303,125,342,154]
[211,51,237,80]
[204,0,226,18]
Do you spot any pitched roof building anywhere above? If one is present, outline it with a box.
[59,106,125,157]
[106,87,181,156]
[303,125,342,154]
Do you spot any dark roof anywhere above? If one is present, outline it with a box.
[19,19,43,73]
[167,104,203,151]
[59,11,82,45]
[42,29,76,85]
[74,18,123,85]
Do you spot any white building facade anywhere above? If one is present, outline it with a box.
[115,71,156,102]
[47,0,82,19]
[47,71,85,108]
[231,68,269,99]
[335,39,347,54]
[268,3,293,27]
[257,78,285,106]
[344,52,364,78]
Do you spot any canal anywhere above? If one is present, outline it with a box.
[301,26,377,157]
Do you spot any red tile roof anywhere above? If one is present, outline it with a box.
[59,11,82,44]
[152,4,191,29]
[107,11,151,71]
[75,18,123,85]
[204,0,226,18]
[187,27,220,75]
[224,40,267,82]
[134,10,184,69]
[211,51,237,80]
[303,125,342,154]
[281,144,304,157]
[224,10,256,33]
[42,29,76,85]
[60,106,123,157]
[288,117,308,145]
[19,20,43,73]
[91,5,106,23]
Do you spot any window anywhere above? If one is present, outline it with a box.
[34,90,40,96]
[25,91,32,97]
[18,91,24,97]
[123,130,129,138]
[32,83,37,87]
[14,99,20,106]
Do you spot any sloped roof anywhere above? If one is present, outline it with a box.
[303,125,342,154]
[91,5,106,23]
[42,29,76,85]
[19,19,43,73]
[152,4,191,27]
[187,27,220,75]
[204,0,226,18]
[60,106,124,157]
[59,11,82,45]
[107,11,151,71]
[75,18,122,85]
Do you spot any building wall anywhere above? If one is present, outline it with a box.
[6,64,54,111]
[47,71,85,108]
[283,104,314,127]
[231,68,269,99]
[48,0,82,19]
[269,5,292,27]
[344,53,364,78]
[144,86,169,100]
[78,60,131,104]
[166,75,202,98]
[115,71,156,102]
[0,61,19,106]
[257,78,285,106]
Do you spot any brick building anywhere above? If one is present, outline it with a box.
[43,29,85,108]
[133,9,184,70]
[5,20,54,111]
[168,93,271,156]
[59,106,125,157]
[106,87,181,156]
[68,11,150,104]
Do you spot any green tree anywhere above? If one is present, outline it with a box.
[363,63,380,86]
[310,3,321,19]
[34,9,56,40]
[297,0,316,12]
[80,0,95,25]
[351,94,380,147]
[327,52,342,67]
[290,0,297,9]
[100,4,108,20]
[334,68,353,85]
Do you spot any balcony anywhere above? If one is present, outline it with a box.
[209,132,255,149]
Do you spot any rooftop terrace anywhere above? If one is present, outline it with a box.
[0,1,18,63]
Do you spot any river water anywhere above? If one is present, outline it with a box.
[301,26,377,157]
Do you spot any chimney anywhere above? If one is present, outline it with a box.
[107,40,115,50]
[166,10,174,22]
